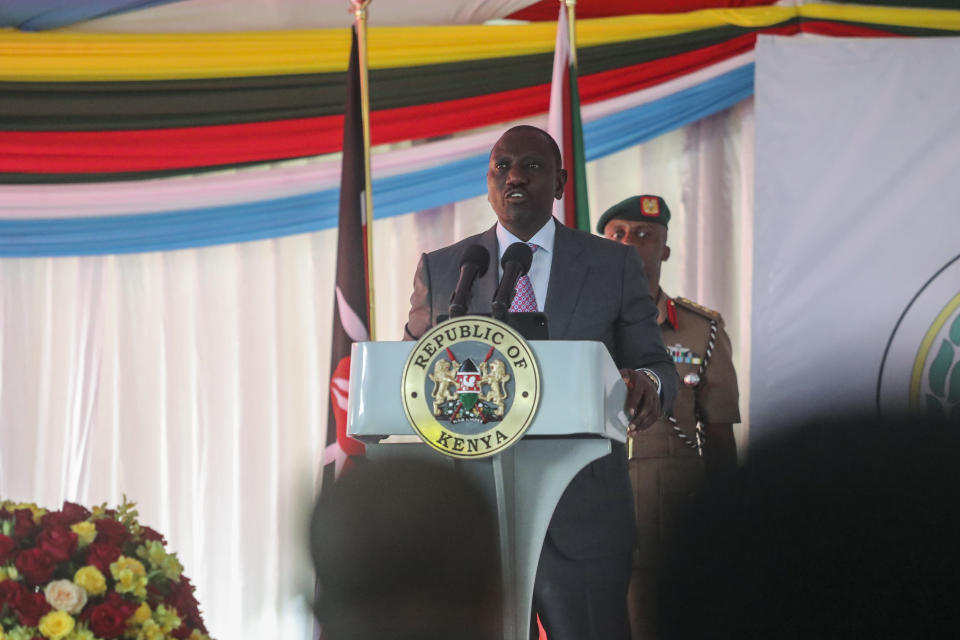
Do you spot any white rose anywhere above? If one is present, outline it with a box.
[44,579,88,614]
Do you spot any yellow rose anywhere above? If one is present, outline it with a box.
[74,566,107,596]
[38,611,75,640]
[111,556,146,578]
[70,522,97,547]
[130,602,152,625]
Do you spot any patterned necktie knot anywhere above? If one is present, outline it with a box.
[510,243,539,313]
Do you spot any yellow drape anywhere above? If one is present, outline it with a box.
[0,4,957,82]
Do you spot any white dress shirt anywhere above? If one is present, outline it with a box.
[495,219,556,312]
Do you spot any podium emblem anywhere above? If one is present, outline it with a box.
[402,316,541,458]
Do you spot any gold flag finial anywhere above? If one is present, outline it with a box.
[350,0,371,20]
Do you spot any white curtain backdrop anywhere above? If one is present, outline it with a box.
[751,35,960,436]
[0,100,754,639]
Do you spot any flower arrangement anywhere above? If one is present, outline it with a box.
[0,499,212,640]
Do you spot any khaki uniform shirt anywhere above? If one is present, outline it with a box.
[629,289,741,459]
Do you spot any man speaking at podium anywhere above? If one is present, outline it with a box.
[404,125,677,640]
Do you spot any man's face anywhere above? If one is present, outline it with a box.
[487,128,567,240]
[603,218,670,290]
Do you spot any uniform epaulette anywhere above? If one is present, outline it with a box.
[674,296,722,321]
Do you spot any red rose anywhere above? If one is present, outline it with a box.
[37,526,78,563]
[12,509,37,538]
[41,502,91,528]
[94,518,130,548]
[166,577,207,633]
[87,593,138,639]
[0,579,26,607]
[12,588,52,627]
[85,542,123,574]
[140,526,166,544]
[15,547,58,585]
[0,534,15,563]
[87,604,127,639]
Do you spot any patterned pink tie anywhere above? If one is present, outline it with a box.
[510,243,539,312]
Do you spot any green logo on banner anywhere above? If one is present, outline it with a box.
[879,256,960,422]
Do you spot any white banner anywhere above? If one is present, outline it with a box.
[751,35,960,436]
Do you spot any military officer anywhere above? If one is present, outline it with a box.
[597,194,741,640]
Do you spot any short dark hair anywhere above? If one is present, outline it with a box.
[499,125,563,170]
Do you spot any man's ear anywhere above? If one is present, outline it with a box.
[555,169,568,200]
[662,244,671,262]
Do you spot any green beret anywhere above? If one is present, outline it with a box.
[595,194,671,234]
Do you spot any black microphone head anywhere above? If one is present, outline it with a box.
[501,242,533,275]
[459,244,490,278]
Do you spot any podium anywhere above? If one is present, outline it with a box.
[347,339,629,640]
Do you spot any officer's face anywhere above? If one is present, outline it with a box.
[487,128,566,241]
[604,219,670,290]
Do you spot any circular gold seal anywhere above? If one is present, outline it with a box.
[401,315,541,459]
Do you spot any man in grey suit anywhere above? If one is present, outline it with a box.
[404,125,677,640]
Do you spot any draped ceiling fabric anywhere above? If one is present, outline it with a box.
[55,0,542,31]
[0,0,183,30]
[3,4,959,186]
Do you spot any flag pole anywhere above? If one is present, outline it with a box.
[564,0,578,68]
[351,0,376,340]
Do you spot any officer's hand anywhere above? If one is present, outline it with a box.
[620,368,661,434]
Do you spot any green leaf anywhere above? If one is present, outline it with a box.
[950,313,960,346]
[949,359,960,404]
[928,340,954,397]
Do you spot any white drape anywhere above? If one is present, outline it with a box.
[0,101,753,639]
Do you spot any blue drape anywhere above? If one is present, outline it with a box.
[0,1,183,30]
[0,65,754,257]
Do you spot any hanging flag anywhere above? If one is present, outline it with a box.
[325,26,370,480]
[547,4,590,231]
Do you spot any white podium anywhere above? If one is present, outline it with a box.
[348,340,629,640]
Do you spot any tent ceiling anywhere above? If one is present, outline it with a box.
[60,0,541,32]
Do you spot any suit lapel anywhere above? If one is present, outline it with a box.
[468,225,499,315]
[544,221,589,339]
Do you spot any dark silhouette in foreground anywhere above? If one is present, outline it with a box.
[310,458,501,640]
[658,413,960,639]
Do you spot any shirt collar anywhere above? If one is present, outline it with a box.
[657,288,680,330]
[495,217,556,259]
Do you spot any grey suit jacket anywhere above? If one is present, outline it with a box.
[404,219,677,558]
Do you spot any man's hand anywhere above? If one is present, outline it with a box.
[620,368,661,434]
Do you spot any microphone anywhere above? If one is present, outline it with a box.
[448,244,490,318]
[491,242,534,321]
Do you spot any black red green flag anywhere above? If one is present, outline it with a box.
[325,26,369,480]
